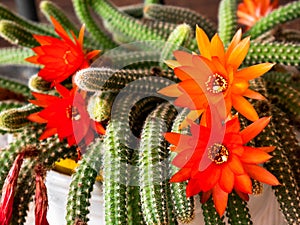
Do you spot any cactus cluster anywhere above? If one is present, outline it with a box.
[0,0,299,224]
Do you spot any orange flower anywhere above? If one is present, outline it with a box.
[165,116,279,216]
[159,26,274,124]
[26,17,100,85]
[237,0,278,30]
[28,84,105,146]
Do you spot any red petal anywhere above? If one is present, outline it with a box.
[219,166,234,193]
[243,164,280,186]
[212,183,228,217]
[170,168,192,182]
[240,116,271,144]
[228,154,244,175]
[234,174,252,194]
[240,146,272,164]
[186,178,202,197]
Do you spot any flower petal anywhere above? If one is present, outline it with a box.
[213,183,228,217]
[240,146,272,164]
[240,116,271,144]
[231,94,259,121]
[186,178,202,197]
[227,36,250,70]
[234,174,252,194]
[243,164,280,186]
[219,165,234,193]
[235,63,275,80]
[228,154,244,175]
[173,50,194,66]
[170,168,192,182]
[158,83,181,97]
[196,26,212,59]
[243,89,266,100]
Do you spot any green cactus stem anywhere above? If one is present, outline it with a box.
[246,1,300,40]
[119,4,144,19]
[0,47,33,66]
[169,108,195,223]
[66,138,104,224]
[0,3,54,36]
[226,192,252,225]
[0,76,31,98]
[72,0,117,50]
[0,104,40,132]
[74,67,177,93]
[254,101,300,225]
[91,0,176,42]
[0,20,39,48]
[28,74,52,93]
[246,42,300,67]
[144,0,165,5]
[201,196,226,225]
[160,23,192,69]
[138,102,177,224]
[143,4,217,38]
[218,0,237,44]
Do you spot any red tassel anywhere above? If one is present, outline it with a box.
[34,165,49,225]
[0,152,25,225]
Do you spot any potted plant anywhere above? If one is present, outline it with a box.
[0,0,299,224]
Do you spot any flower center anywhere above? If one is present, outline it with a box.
[208,143,229,164]
[66,105,81,121]
[205,73,228,94]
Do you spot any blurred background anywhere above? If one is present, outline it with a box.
[0,0,299,48]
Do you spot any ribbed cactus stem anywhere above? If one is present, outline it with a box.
[0,104,40,132]
[246,1,300,39]
[160,23,192,69]
[226,192,252,225]
[72,0,117,50]
[169,108,195,223]
[0,20,39,48]
[246,42,300,67]
[119,4,144,18]
[74,67,176,93]
[218,0,237,44]
[0,76,31,98]
[138,102,177,224]
[66,138,104,224]
[143,4,217,38]
[28,74,52,93]
[0,3,53,36]
[0,47,33,66]
[201,197,226,225]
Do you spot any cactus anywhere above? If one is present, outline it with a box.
[0,0,299,225]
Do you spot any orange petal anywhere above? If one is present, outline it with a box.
[179,110,204,129]
[170,168,191,182]
[226,29,242,60]
[164,59,181,69]
[27,113,47,123]
[173,50,193,66]
[213,183,228,217]
[78,24,85,47]
[234,174,252,194]
[240,146,272,164]
[39,127,57,140]
[219,165,234,193]
[240,116,271,144]
[227,36,250,70]
[85,50,101,60]
[196,26,211,59]
[235,63,275,80]
[255,146,276,153]
[210,34,225,64]
[186,178,202,197]
[244,164,280,186]
[243,89,266,100]
[228,154,244,175]
[231,95,259,121]
[158,84,181,97]
[231,78,249,95]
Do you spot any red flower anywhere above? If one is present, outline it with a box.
[237,0,278,30]
[28,84,105,146]
[26,17,100,85]
[165,116,279,216]
[0,153,25,225]
[34,165,49,225]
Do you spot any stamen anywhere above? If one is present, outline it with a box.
[205,73,228,94]
[208,143,229,164]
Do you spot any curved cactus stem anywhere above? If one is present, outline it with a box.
[0,3,54,36]
[0,75,31,98]
[226,192,252,225]
[72,0,117,50]
[160,24,192,69]
[143,4,217,38]
[138,102,178,224]
[246,42,300,67]
[169,108,195,223]
[246,1,300,40]
[0,47,34,66]
[65,138,104,224]
[119,4,144,19]
[0,104,40,132]
[218,0,237,44]
[144,0,165,5]
[28,74,52,93]
[0,20,39,48]
[74,67,177,93]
